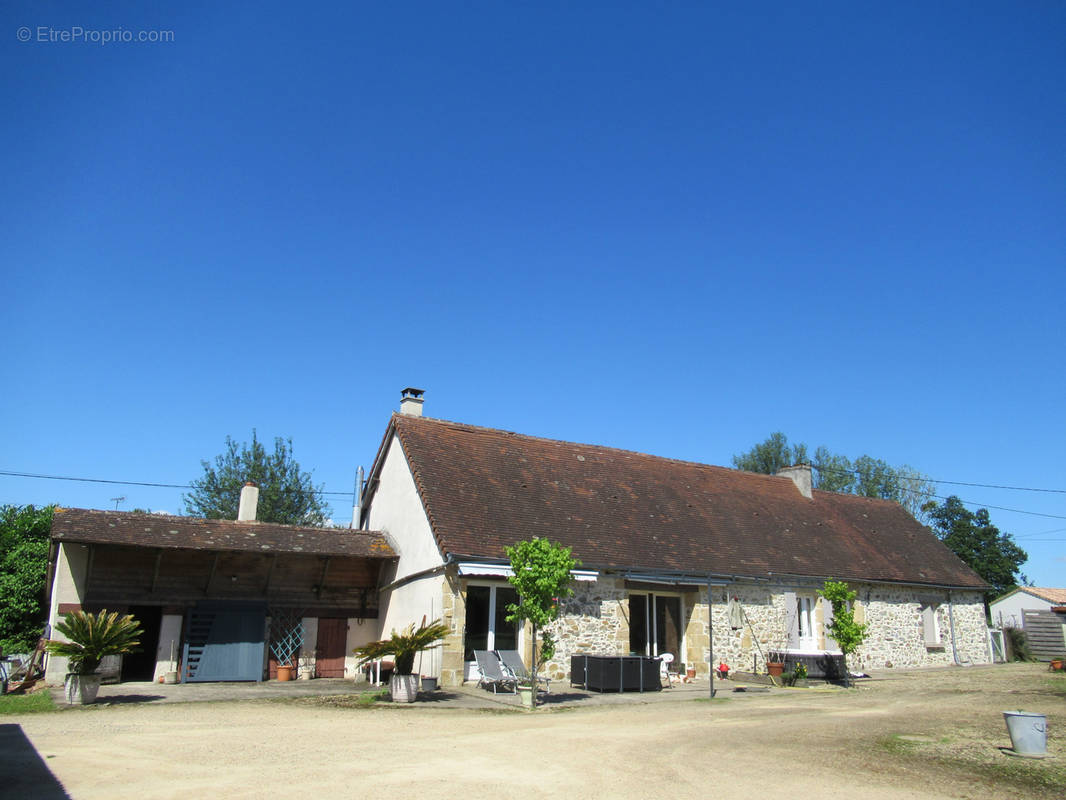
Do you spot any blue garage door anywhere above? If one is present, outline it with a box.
[183,603,266,682]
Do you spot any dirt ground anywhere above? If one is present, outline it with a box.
[3,663,1063,799]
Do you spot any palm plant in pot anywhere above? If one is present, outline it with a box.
[45,610,143,704]
[353,619,449,703]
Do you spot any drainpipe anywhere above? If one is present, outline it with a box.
[350,466,364,530]
[707,577,715,700]
[947,590,962,665]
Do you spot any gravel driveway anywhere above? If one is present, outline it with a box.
[3,663,1062,799]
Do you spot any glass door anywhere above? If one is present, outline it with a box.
[463,584,519,679]
[629,593,683,659]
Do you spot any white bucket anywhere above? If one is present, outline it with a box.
[1003,711,1047,756]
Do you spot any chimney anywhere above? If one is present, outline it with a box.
[399,387,425,416]
[237,482,260,521]
[776,464,813,499]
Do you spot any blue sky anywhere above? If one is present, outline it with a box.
[2,2,1063,587]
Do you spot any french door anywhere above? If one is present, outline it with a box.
[629,594,683,659]
[463,584,519,679]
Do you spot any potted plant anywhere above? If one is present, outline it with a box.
[45,610,143,705]
[353,619,449,703]
[269,611,303,681]
[1050,655,1064,672]
[298,650,315,680]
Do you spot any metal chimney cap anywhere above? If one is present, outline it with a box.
[401,387,425,399]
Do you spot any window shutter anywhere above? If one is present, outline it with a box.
[822,597,838,651]
[922,604,938,645]
[784,591,799,649]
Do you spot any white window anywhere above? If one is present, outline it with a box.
[796,596,816,649]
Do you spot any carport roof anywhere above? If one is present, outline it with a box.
[51,507,396,558]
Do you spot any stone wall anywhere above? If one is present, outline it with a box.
[439,572,466,687]
[541,576,630,681]
[437,573,989,686]
[546,578,990,679]
[851,585,989,669]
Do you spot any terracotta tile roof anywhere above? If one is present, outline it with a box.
[389,414,988,589]
[51,507,396,559]
[1022,587,1066,604]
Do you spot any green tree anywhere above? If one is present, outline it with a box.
[0,504,53,653]
[895,465,935,524]
[852,455,901,501]
[184,431,329,526]
[505,538,579,699]
[734,435,935,524]
[819,580,868,687]
[812,446,854,493]
[732,432,809,475]
[923,496,1027,602]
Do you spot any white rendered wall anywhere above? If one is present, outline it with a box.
[990,591,1054,629]
[44,542,90,682]
[364,436,447,676]
[151,614,183,682]
[346,616,380,680]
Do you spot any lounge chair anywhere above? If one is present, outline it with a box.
[473,650,516,694]
[496,649,550,693]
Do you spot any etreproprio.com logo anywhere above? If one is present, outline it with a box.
[17,26,175,45]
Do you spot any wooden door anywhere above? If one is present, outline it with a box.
[315,618,347,678]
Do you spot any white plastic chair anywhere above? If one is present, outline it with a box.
[659,652,680,688]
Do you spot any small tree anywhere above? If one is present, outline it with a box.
[505,538,578,695]
[184,431,329,526]
[819,580,868,687]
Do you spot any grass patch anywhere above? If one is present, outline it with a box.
[879,734,925,754]
[880,731,1066,799]
[1043,673,1066,698]
[285,689,391,709]
[0,691,57,715]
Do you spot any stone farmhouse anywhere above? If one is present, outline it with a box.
[46,389,992,685]
[366,391,991,685]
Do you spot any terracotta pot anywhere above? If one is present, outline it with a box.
[767,662,785,678]
[276,665,295,682]
[1051,659,1064,671]
[687,668,697,680]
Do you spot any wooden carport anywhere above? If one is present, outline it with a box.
[47,508,396,683]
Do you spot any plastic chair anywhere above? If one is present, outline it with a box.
[659,652,680,688]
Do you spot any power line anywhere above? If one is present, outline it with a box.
[0,469,355,498]
[811,463,1066,494]
[3,466,1063,518]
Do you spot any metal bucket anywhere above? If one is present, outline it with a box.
[1003,711,1047,756]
